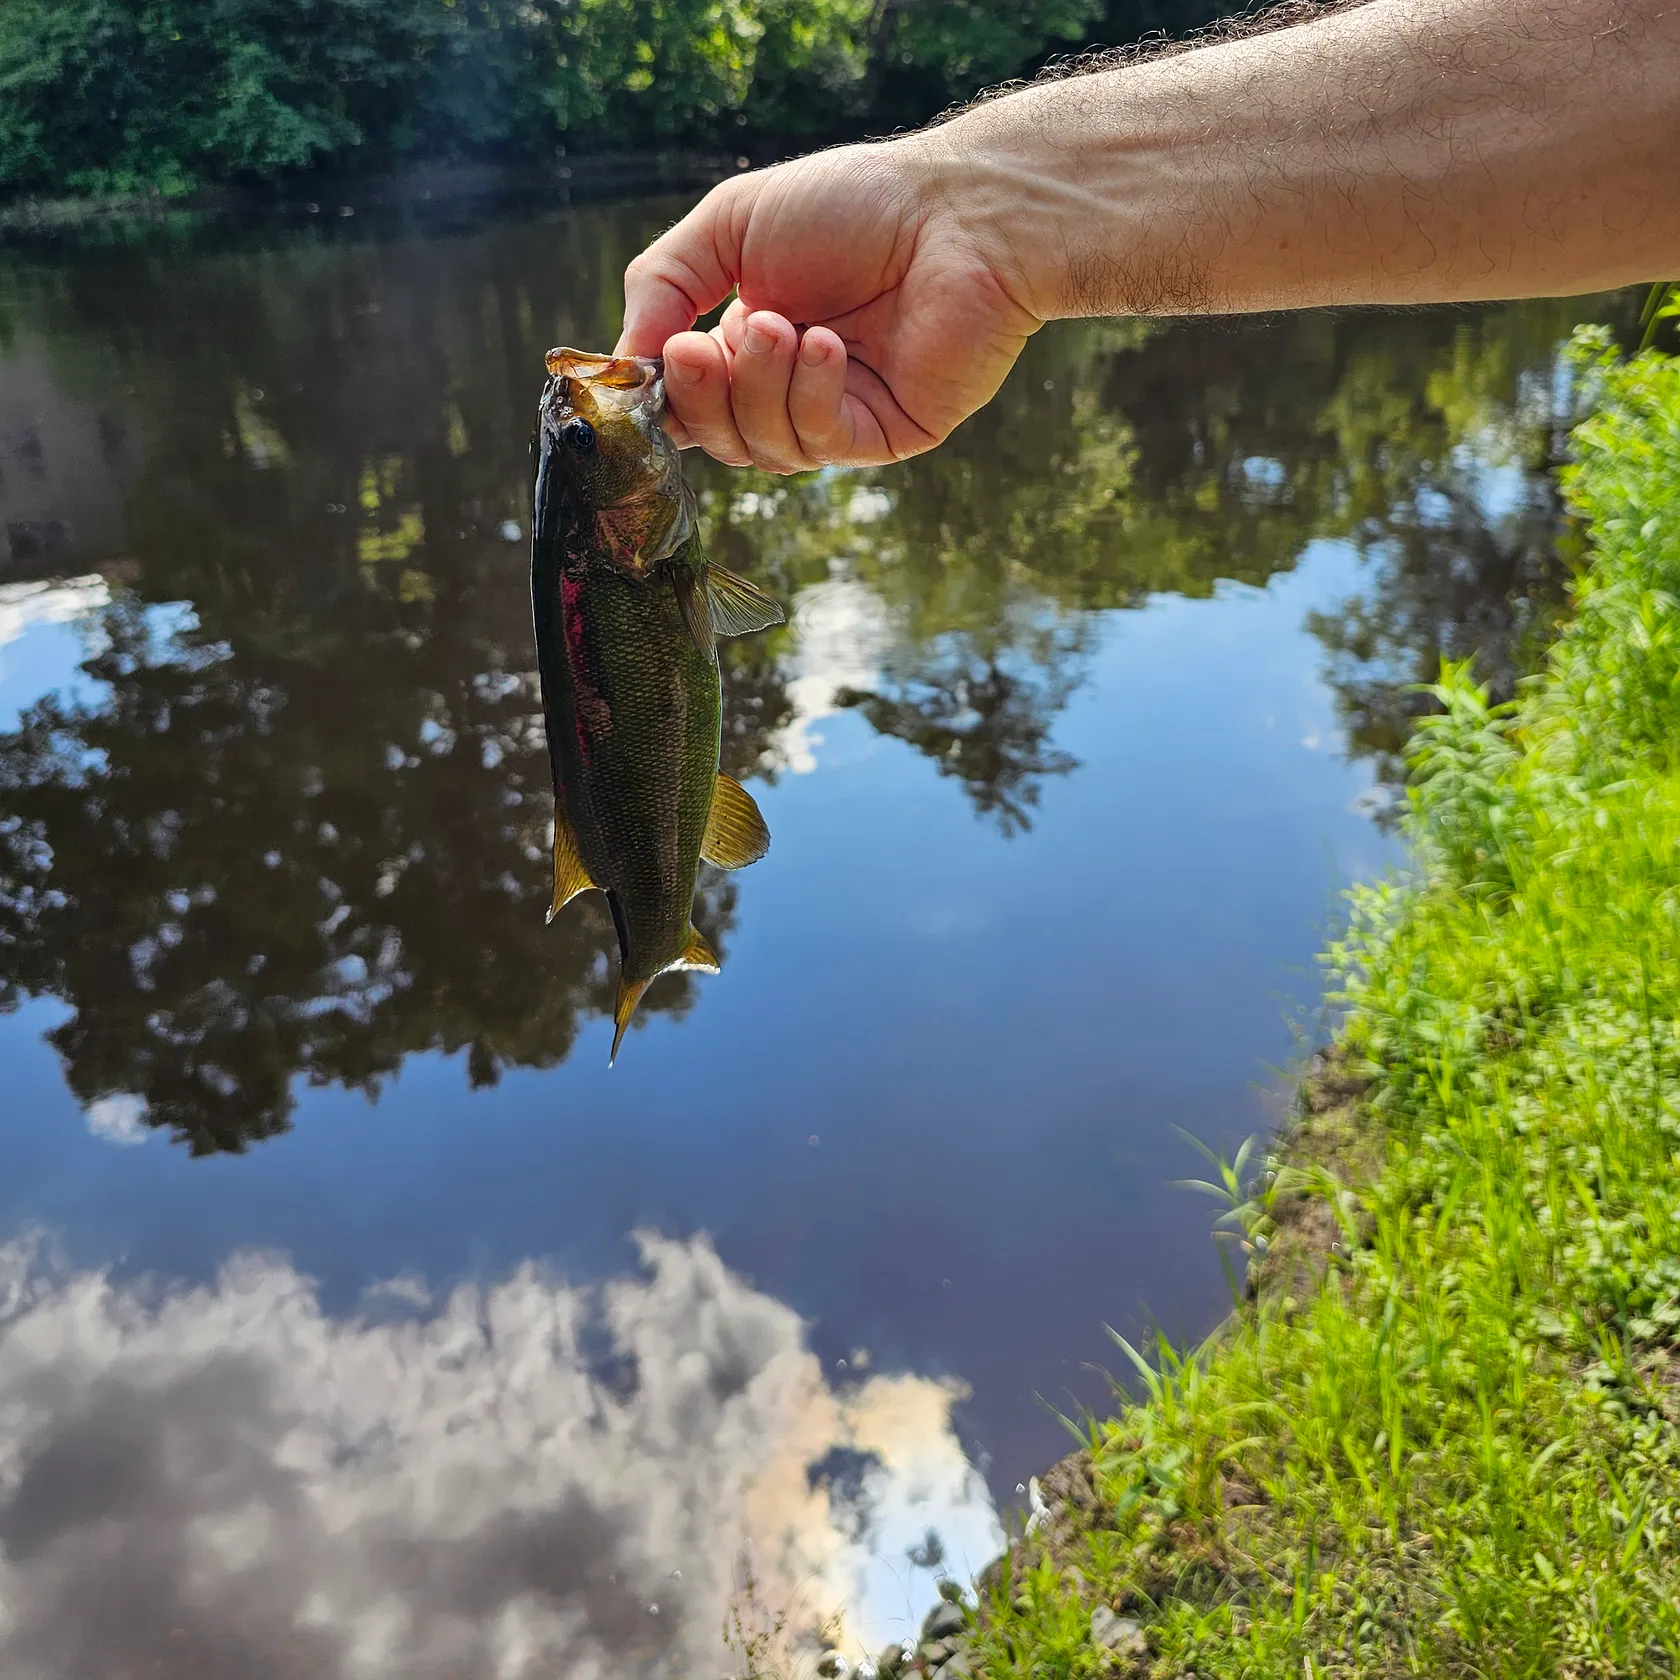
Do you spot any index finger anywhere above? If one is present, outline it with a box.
[615,176,754,359]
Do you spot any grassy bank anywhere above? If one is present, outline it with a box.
[966,334,1680,1677]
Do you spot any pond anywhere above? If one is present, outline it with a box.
[0,192,1611,1675]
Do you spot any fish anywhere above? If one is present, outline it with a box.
[530,347,784,1064]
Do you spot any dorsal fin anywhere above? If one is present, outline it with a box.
[705,565,785,637]
[701,774,770,870]
[547,809,599,925]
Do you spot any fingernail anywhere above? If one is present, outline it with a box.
[800,334,829,367]
[667,358,702,387]
[743,319,775,356]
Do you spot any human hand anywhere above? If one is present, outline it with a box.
[615,136,1045,472]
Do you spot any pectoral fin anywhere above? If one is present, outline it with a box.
[672,566,715,656]
[705,566,785,638]
[701,773,770,869]
[547,809,599,925]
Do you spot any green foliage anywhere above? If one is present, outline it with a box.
[1171,1129,1289,1274]
[888,0,1099,87]
[861,0,1102,128]
[0,0,775,193]
[975,343,1680,1674]
[1641,281,1679,352]
[1403,662,1523,894]
[0,0,435,194]
[0,0,1242,200]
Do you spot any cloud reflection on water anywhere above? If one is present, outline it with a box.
[0,1232,1001,1678]
[0,578,111,652]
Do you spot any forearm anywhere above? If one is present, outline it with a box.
[930,0,1680,318]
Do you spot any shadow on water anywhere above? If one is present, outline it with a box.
[0,199,1642,1151]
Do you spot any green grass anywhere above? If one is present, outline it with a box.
[970,332,1680,1678]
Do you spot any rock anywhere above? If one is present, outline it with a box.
[920,1639,952,1666]
[1024,1476,1051,1536]
[921,1600,966,1642]
[815,1653,849,1678]
[874,1645,907,1678]
[941,1651,975,1678]
[937,1577,966,1605]
[1090,1607,1148,1659]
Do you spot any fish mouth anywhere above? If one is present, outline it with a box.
[539,346,693,549]
[543,348,666,426]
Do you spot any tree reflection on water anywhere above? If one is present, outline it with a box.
[0,203,1638,1148]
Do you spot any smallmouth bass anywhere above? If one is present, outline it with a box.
[530,348,784,1063]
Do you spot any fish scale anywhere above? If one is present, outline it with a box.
[540,546,719,988]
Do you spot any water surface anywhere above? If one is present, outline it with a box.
[0,197,1611,1673]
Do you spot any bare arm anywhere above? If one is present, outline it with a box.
[619,0,1680,471]
[950,0,1680,318]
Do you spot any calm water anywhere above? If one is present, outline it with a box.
[0,194,1611,1674]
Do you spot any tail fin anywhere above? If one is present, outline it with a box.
[610,977,650,1066]
[607,930,721,1065]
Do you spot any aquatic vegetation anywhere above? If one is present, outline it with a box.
[972,338,1680,1673]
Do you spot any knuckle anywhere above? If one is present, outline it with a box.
[690,421,751,467]
[791,409,842,451]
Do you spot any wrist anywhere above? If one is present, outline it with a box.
[910,100,1083,325]
[918,76,1204,324]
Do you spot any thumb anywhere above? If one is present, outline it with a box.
[616,176,753,357]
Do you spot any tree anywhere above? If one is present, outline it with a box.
[0,0,1167,199]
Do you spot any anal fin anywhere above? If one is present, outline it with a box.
[547,809,599,924]
[669,926,721,974]
[701,773,770,869]
[706,565,785,637]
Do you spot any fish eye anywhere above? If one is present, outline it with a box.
[562,417,596,454]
